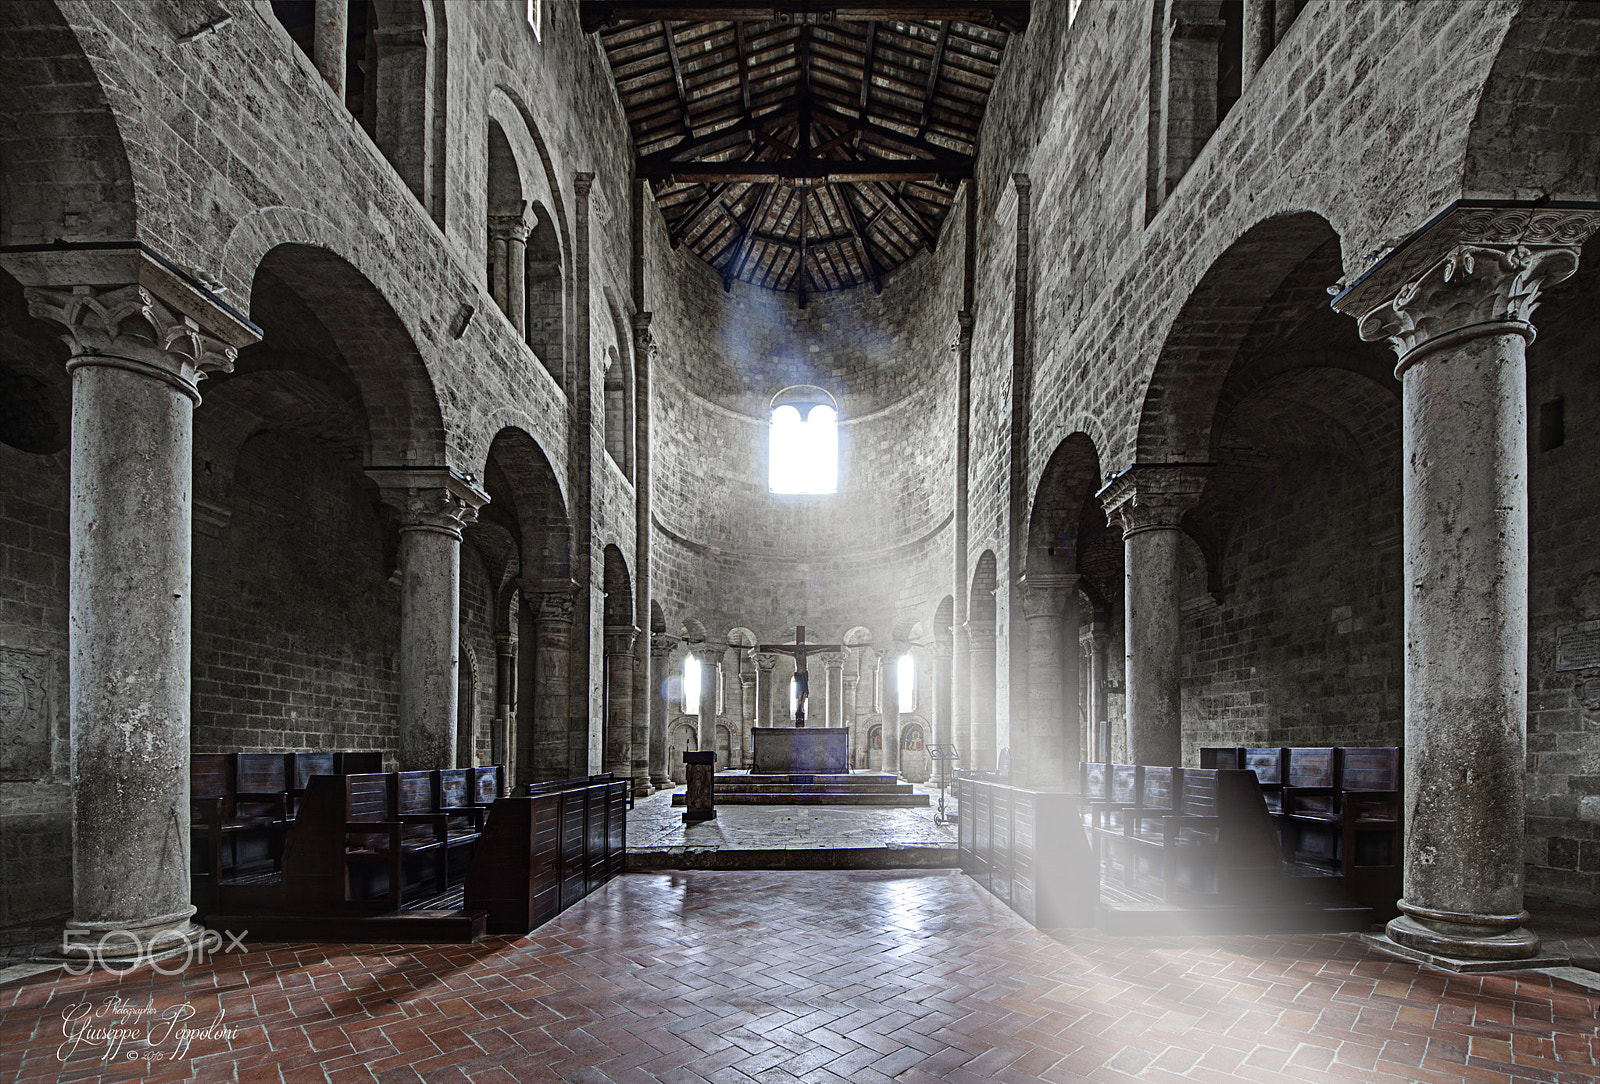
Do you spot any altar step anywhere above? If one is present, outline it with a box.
[670,773,931,807]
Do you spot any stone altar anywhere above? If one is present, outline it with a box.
[752,727,850,774]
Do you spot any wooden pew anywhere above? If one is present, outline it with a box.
[280,773,407,912]
[1282,747,1402,918]
[393,771,452,897]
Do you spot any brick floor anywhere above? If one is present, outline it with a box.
[2,870,1596,1083]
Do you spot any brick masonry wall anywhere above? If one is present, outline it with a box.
[0,441,69,934]
[1178,454,1403,762]
[192,430,400,757]
[1523,245,1600,906]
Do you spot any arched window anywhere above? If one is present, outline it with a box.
[769,386,839,494]
[897,654,916,714]
[684,654,701,716]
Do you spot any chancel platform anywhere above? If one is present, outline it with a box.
[751,726,849,774]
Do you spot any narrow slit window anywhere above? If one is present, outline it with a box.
[684,655,701,716]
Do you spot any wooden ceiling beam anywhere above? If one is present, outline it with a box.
[661,24,695,137]
[834,183,885,293]
[917,22,950,138]
[859,20,878,111]
[639,157,970,183]
[581,2,1030,34]
[635,106,801,172]
[735,21,752,113]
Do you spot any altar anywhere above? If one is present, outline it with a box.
[751,727,851,774]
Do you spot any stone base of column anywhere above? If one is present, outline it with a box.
[633,778,654,798]
[1362,931,1567,974]
[1382,901,1543,964]
[55,908,209,966]
[651,772,674,790]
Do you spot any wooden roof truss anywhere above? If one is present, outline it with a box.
[589,2,1024,299]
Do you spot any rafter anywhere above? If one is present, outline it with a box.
[859,21,878,112]
[917,22,950,138]
[661,24,695,138]
[581,2,1030,33]
[811,101,961,161]
[635,106,801,173]
[834,184,885,292]
[735,21,752,114]
[640,157,970,183]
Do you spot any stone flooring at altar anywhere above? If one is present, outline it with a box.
[627,775,957,869]
[3,869,1598,1083]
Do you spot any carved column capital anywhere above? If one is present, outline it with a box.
[536,591,577,624]
[631,311,658,364]
[650,632,676,659]
[367,467,489,540]
[488,209,534,244]
[750,651,780,671]
[931,639,953,661]
[818,652,848,671]
[604,624,639,657]
[1020,572,1079,619]
[494,631,516,655]
[689,643,723,664]
[1331,204,1600,374]
[574,172,595,198]
[966,624,996,649]
[27,284,239,401]
[1097,463,1212,538]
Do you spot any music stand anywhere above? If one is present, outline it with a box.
[927,744,959,826]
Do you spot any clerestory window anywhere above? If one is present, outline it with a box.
[768,386,838,495]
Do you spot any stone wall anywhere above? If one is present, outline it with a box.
[646,215,959,653]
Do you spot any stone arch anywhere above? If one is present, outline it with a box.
[1463,3,1600,201]
[0,2,138,246]
[1134,211,1345,465]
[483,426,570,587]
[932,596,954,647]
[650,600,668,636]
[1026,432,1105,579]
[602,544,633,628]
[970,551,998,630]
[603,290,634,478]
[458,636,480,766]
[236,241,447,469]
[487,83,572,391]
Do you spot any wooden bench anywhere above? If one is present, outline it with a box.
[1282,747,1401,918]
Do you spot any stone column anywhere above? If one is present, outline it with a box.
[843,663,861,766]
[820,652,847,729]
[492,632,516,767]
[23,281,254,960]
[603,625,638,786]
[692,645,722,759]
[1242,0,1273,88]
[931,640,953,754]
[1087,616,1111,763]
[1017,574,1079,791]
[752,652,778,729]
[489,205,533,339]
[882,649,902,778]
[370,470,488,771]
[531,588,576,780]
[649,633,674,789]
[1332,207,1600,962]
[967,625,997,772]
[313,0,348,99]
[739,664,756,766]
[1097,464,1209,767]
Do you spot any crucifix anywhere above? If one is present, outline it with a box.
[756,625,842,727]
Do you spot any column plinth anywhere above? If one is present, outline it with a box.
[1333,211,1600,963]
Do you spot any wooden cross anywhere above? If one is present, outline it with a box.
[756,625,843,727]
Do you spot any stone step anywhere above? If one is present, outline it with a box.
[729,773,905,786]
[628,843,956,871]
[672,791,930,806]
[710,781,917,796]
